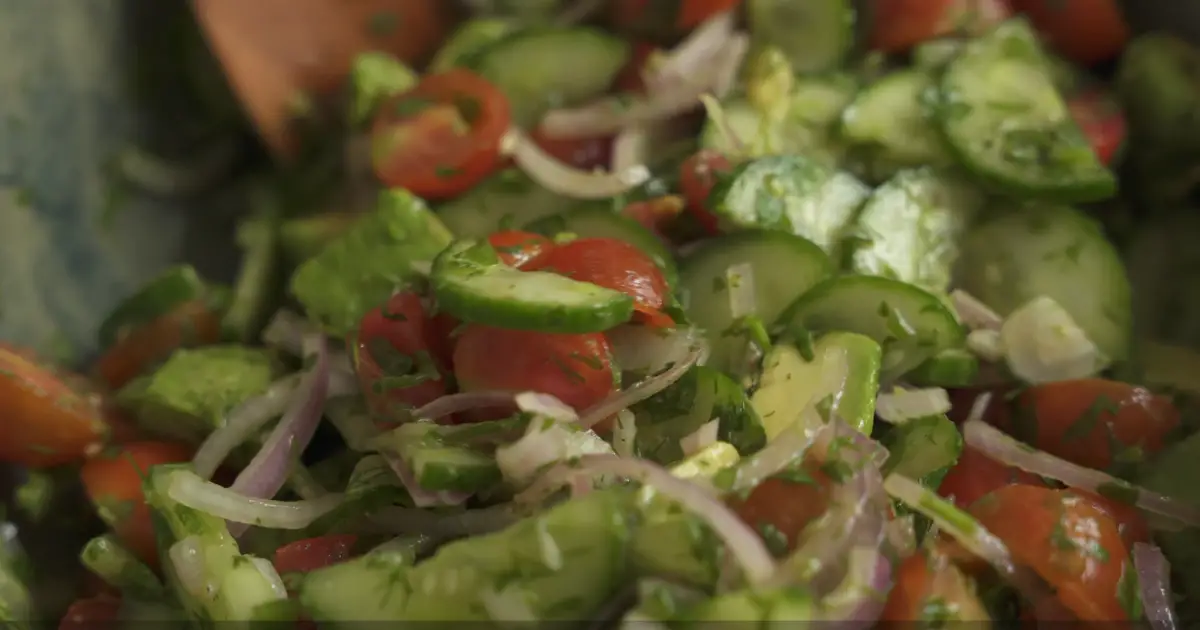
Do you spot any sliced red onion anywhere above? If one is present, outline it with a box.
[166,468,344,529]
[820,547,892,630]
[229,335,331,507]
[262,309,356,384]
[644,11,736,93]
[728,416,823,493]
[883,515,917,559]
[611,127,649,173]
[875,387,951,425]
[381,452,471,508]
[504,128,650,199]
[606,325,701,376]
[680,419,718,457]
[369,503,518,539]
[516,454,778,586]
[613,410,638,458]
[963,417,1200,528]
[413,390,521,423]
[578,343,705,430]
[497,415,615,489]
[325,398,381,451]
[167,536,210,600]
[514,391,578,423]
[711,34,750,99]
[1134,542,1179,630]
[191,373,303,479]
[537,89,711,140]
[950,290,1003,331]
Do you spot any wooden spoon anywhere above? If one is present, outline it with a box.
[191,0,453,157]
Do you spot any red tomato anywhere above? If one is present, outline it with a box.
[81,441,194,568]
[879,548,990,625]
[969,485,1136,622]
[453,325,616,417]
[871,0,1012,52]
[620,195,685,242]
[988,379,1180,472]
[728,460,834,553]
[371,69,511,200]
[1011,0,1128,65]
[94,300,223,390]
[678,149,732,234]
[59,596,122,630]
[486,230,554,269]
[0,346,109,467]
[528,128,613,171]
[1067,90,1126,167]
[353,292,452,418]
[527,238,672,326]
[614,42,659,93]
[938,446,1045,509]
[611,0,742,34]
[273,534,359,575]
[1080,491,1150,550]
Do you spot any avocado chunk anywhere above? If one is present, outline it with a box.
[751,332,882,438]
[289,189,453,336]
[117,346,281,445]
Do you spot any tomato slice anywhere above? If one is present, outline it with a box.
[486,230,554,269]
[1011,0,1128,65]
[93,299,222,390]
[353,291,452,419]
[528,129,613,171]
[727,459,835,554]
[0,347,109,467]
[879,547,990,625]
[371,69,511,200]
[81,441,194,568]
[678,149,732,235]
[613,42,659,94]
[1067,90,1126,167]
[937,445,1045,509]
[59,596,122,630]
[453,325,616,420]
[611,0,742,36]
[870,0,1011,52]
[620,195,685,242]
[527,237,673,326]
[969,485,1135,622]
[273,534,359,575]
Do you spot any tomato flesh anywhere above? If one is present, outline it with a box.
[59,596,122,630]
[620,195,685,242]
[486,230,554,269]
[528,129,613,171]
[353,291,452,419]
[1011,0,1128,65]
[528,237,670,318]
[937,445,1044,509]
[371,69,511,200]
[678,150,732,235]
[1067,91,1126,167]
[728,460,833,553]
[94,300,222,390]
[273,534,360,575]
[870,0,1011,52]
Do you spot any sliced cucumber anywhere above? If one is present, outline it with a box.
[846,167,984,293]
[430,19,518,73]
[223,213,282,343]
[99,265,210,348]
[841,70,952,169]
[880,414,962,488]
[678,231,834,377]
[525,205,679,288]
[912,38,965,69]
[906,348,979,387]
[467,27,630,126]
[435,169,586,239]
[955,203,1132,362]
[747,0,856,74]
[431,239,634,334]
[708,155,870,256]
[633,366,766,465]
[751,333,881,438]
[387,423,500,493]
[778,275,965,381]
[937,19,1115,202]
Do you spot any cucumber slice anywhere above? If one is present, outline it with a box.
[778,275,966,381]
[430,19,517,73]
[99,265,209,348]
[435,169,585,239]
[880,414,962,488]
[912,38,965,69]
[906,348,980,388]
[467,27,630,126]
[846,167,984,293]
[708,155,870,256]
[747,0,856,74]
[678,231,834,377]
[524,205,679,288]
[937,19,1116,202]
[751,333,882,438]
[223,214,282,343]
[633,366,766,465]
[431,239,634,334]
[388,423,500,493]
[841,70,952,168]
[955,203,1132,362]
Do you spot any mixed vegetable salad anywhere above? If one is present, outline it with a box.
[7,0,1200,628]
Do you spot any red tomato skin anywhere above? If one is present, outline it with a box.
[273,534,359,575]
[94,300,222,390]
[614,42,658,93]
[486,231,554,269]
[528,238,669,314]
[371,69,511,200]
[610,0,742,39]
[728,461,833,552]
[1011,0,1128,65]
[937,446,1045,509]
[678,150,732,234]
[620,195,685,242]
[353,292,452,418]
[528,129,613,171]
[59,596,122,630]
[80,441,194,568]
[871,0,1011,52]
[452,325,616,418]
[1067,91,1126,167]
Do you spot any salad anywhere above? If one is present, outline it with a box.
[5,0,1200,628]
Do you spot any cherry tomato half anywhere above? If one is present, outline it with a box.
[989,379,1180,472]
[937,445,1045,509]
[453,325,616,418]
[1011,0,1129,65]
[614,42,659,94]
[93,300,223,390]
[528,128,613,171]
[870,0,1011,53]
[1067,90,1126,167]
[679,149,732,235]
[273,534,360,575]
[728,459,834,554]
[59,596,122,630]
[353,291,453,418]
[487,230,554,269]
[610,0,742,39]
[621,195,685,242]
[0,347,109,468]
[879,547,991,626]
[969,485,1136,622]
[527,237,672,326]
[371,69,511,200]
[81,441,194,568]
